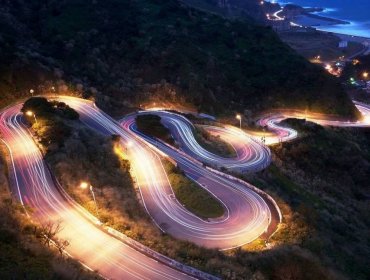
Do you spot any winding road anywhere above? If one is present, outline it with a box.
[257,101,370,145]
[0,102,202,280]
[125,110,271,173]
[63,97,275,250]
[0,96,277,279]
[2,95,369,279]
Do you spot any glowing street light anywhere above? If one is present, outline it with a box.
[26,111,38,124]
[236,114,242,129]
[123,141,133,153]
[30,89,34,96]
[80,182,89,189]
[363,72,369,79]
[80,181,99,218]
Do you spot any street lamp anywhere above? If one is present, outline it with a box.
[30,89,34,96]
[124,141,133,153]
[236,114,242,129]
[26,111,38,124]
[363,72,369,79]
[80,182,99,218]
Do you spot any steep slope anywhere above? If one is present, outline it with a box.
[181,0,266,21]
[0,0,359,119]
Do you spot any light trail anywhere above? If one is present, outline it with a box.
[127,110,271,173]
[257,101,370,145]
[58,97,275,250]
[7,95,366,278]
[0,100,213,280]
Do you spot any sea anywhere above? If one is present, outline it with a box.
[274,0,370,38]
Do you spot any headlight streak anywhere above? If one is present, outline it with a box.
[258,101,370,146]
[134,110,271,173]
[12,94,368,277]
[0,100,206,280]
[47,97,273,249]
[118,110,273,249]
[4,95,365,277]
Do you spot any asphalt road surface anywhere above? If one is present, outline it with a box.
[60,97,274,250]
[8,96,368,279]
[0,101,202,280]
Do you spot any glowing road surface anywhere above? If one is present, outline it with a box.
[257,101,370,145]
[0,102,209,280]
[3,95,367,279]
[125,111,271,173]
[0,96,278,280]
[59,97,274,250]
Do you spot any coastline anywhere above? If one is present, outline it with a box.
[293,14,348,27]
[301,12,350,26]
[271,1,370,40]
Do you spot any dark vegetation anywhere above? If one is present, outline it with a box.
[135,113,236,158]
[242,119,370,280]
[135,114,175,145]
[194,125,237,158]
[163,160,224,219]
[23,97,338,279]
[0,0,366,278]
[22,98,139,229]
[0,145,100,279]
[22,97,79,120]
[22,97,77,147]
[182,0,266,21]
[279,31,364,61]
[0,0,359,119]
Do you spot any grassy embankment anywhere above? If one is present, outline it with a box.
[163,160,224,219]
[193,125,237,158]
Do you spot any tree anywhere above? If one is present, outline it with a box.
[39,220,63,247]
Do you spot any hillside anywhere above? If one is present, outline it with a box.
[181,0,266,21]
[0,0,359,119]
[265,120,370,279]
